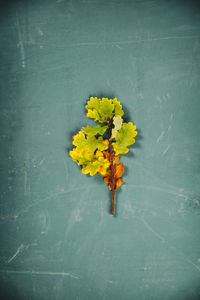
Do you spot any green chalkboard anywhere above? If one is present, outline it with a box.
[1,0,200,299]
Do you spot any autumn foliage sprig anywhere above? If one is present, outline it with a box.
[69,97,137,215]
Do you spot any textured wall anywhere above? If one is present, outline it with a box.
[0,0,200,299]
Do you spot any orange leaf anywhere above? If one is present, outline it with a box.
[115,178,124,190]
[104,169,111,177]
[114,163,124,179]
[113,155,119,165]
[104,177,110,184]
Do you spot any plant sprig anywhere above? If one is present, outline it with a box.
[69,97,137,215]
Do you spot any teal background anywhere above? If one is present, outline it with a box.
[1,0,200,299]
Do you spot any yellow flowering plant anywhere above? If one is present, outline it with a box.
[69,97,137,215]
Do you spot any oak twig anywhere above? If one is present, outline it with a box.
[69,97,138,216]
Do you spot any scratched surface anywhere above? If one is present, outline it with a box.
[0,0,200,299]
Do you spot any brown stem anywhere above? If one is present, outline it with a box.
[111,189,116,215]
[107,118,116,215]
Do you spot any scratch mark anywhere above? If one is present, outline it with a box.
[140,217,165,242]
[0,269,79,279]
[170,113,174,120]
[122,197,135,215]
[64,189,88,240]
[183,256,200,273]
[129,184,188,200]
[162,144,171,156]
[17,190,69,216]
[156,96,162,104]
[167,126,172,134]
[37,64,71,74]
[40,211,51,235]
[37,27,43,36]
[16,12,26,68]
[23,153,30,196]
[73,208,82,223]
[7,244,28,263]
[137,92,144,99]
[170,245,200,274]
[63,158,69,184]
[130,160,194,197]
[17,185,100,216]
[47,35,200,49]
[38,159,44,166]
[24,169,28,195]
[156,131,164,143]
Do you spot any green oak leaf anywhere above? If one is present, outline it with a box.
[82,124,108,136]
[112,98,124,117]
[85,97,124,123]
[112,122,138,155]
